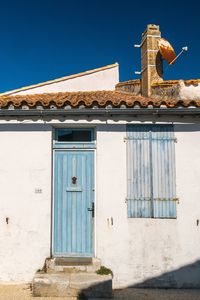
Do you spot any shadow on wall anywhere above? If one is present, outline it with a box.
[156,51,163,78]
[76,260,200,299]
[128,259,200,289]
[32,261,200,299]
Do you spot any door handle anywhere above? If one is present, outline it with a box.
[87,202,95,218]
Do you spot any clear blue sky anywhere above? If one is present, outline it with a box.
[0,0,199,92]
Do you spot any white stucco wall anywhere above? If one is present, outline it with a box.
[0,125,52,282]
[179,81,200,100]
[4,64,119,96]
[96,122,200,288]
[0,119,200,288]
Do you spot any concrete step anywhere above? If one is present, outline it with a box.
[46,257,101,274]
[55,257,93,266]
[32,272,113,298]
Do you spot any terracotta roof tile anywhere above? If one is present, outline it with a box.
[152,79,200,87]
[0,90,200,109]
[116,80,140,87]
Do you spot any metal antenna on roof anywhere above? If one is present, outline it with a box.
[168,46,188,65]
[153,45,188,100]
[158,45,188,82]
[133,40,189,101]
[133,41,188,77]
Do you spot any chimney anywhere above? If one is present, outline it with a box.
[141,24,163,97]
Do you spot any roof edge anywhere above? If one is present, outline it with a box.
[0,108,200,117]
[152,79,200,87]
[116,79,140,87]
[1,63,119,96]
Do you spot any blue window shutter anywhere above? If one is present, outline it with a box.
[127,124,176,218]
[151,125,177,218]
[127,125,152,218]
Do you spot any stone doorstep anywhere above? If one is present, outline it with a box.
[46,258,101,274]
[55,257,93,266]
[32,272,113,298]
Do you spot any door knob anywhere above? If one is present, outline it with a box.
[72,176,77,184]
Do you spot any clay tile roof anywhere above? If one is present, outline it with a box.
[116,79,140,87]
[1,90,200,109]
[152,79,200,87]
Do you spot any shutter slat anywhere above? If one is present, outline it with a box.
[152,125,176,218]
[127,125,152,218]
[127,124,176,219]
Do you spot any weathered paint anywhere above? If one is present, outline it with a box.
[151,126,176,218]
[126,124,176,218]
[126,125,152,218]
[53,150,94,257]
[95,122,200,288]
[1,121,200,289]
[179,80,200,100]
[0,124,52,282]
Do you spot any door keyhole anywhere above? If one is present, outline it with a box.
[72,176,77,184]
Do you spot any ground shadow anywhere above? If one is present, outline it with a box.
[132,260,200,289]
[76,260,200,299]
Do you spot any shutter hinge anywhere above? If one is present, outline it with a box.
[174,137,178,143]
[173,197,179,203]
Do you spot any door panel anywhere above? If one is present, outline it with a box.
[53,150,94,257]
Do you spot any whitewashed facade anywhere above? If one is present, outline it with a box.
[1,34,200,288]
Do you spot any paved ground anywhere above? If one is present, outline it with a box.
[1,284,200,299]
[115,288,200,300]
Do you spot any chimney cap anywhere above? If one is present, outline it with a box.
[142,24,160,37]
[147,24,160,30]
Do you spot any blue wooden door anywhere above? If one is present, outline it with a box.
[53,150,94,257]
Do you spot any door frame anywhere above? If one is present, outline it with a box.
[51,127,96,258]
